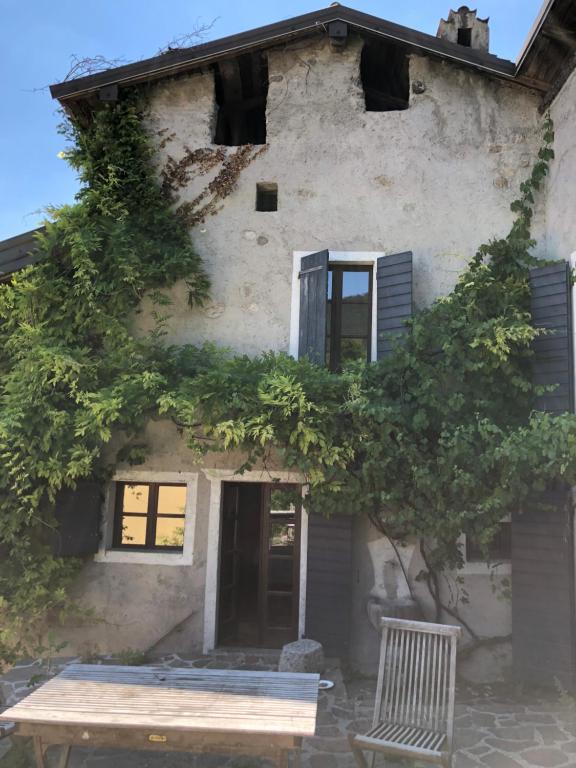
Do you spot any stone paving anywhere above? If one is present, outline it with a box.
[1,651,576,767]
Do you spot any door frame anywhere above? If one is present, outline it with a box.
[203,469,308,654]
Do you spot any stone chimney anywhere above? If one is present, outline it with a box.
[437,6,489,52]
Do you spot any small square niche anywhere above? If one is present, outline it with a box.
[256,183,278,212]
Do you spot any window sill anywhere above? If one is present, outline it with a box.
[460,560,511,576]
[94,549,193,566]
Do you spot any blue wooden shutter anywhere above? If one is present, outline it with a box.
[511,260,576,690]
[298,250,328,363]
[376,251,413,359]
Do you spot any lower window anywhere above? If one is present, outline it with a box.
[465,522,511,563]
[113,482,187,551]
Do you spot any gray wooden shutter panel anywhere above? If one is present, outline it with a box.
[305,513,352,656]
[529,261,574,414]
[298,250,329,364]
[511,260,576,690]
[376,251,413,359]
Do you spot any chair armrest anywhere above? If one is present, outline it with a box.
[0,722,16,740]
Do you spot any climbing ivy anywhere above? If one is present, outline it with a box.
[0,89,574,666]
[0,92,209,667]
[168,115,576,628]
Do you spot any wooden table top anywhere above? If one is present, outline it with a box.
[0,664,319,738]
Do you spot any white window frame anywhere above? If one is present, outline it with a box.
[202,468,307,654]
[289,251,385,362]
[459,521,512,576]
[94,470,198,566]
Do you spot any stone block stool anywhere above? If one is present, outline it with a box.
[278,639,325,674]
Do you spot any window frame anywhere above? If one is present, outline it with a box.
[290,251,383,363]
[465,522,512,564]
[327,263,373,371]
[112,481,187,553]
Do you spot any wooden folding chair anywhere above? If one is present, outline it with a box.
[349,617,461,767]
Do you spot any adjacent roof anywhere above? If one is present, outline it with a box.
[0,228,44,279]
[49,4,524,106]
[516,0,576,107]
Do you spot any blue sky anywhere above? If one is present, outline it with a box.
[0,0,543,241]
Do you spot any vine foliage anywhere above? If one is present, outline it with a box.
[0,92,209,666]
[0,91,575,665]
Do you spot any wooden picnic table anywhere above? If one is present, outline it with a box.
[0,663,319,768]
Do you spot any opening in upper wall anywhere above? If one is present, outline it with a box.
[360,39,409,112]
[213,52,269,146]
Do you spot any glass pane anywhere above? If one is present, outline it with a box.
[267,594,292,629]
[341,302,370,337]
[341,337,368,364]
[121,515,147,546]
[155,518,185,548]
[327,270,333,300]
[269,518,295,554]
[123,484,149,514]
[342,270,369,299]
[157,485,186,516]
[268,558,293,592]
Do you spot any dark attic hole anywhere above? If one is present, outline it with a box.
[360,38,409,112]
[213,51,269,146]
[256,182,278,211]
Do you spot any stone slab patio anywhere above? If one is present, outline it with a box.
[2,652,576,768]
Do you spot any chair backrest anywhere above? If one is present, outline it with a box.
[373,617,461,748]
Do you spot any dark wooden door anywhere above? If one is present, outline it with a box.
[217,485,241,645]
[259,485,301,647]
[217,483,301,648]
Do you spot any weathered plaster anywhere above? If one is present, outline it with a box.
[546,67,576,262]
[65,35,549,674]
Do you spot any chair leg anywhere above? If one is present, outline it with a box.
[59,745,72,768]
[348,734,369,768]
[292,747,301,768]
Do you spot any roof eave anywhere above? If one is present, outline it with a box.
[49,5,520,104]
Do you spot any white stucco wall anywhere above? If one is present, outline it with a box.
[63,35,549,672]
[546,67,576,262]
[141,36,543,355]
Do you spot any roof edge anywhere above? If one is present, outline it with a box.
[50,5,519,103]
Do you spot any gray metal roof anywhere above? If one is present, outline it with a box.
[0,228,44,279]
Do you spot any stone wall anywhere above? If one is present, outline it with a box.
[61,34,548,676]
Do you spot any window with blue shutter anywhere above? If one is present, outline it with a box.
[297,250,413,366]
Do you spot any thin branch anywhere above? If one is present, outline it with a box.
[156,19,218,54]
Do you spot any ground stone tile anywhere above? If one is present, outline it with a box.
[486,726,536,741]
[457,729,488,748]
[535,726,570,745]
[470,712,498,727]
[521,748,570,767]
[308,738,351,754]
[455,755,483,767]
[480,753,525,768]
[516,714,557,725]
[467,745,494,756]
[309,754,338,768]
[485,738,539,752]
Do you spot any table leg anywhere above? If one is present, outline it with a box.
[292,748,301,768]
[33,736,47,768]
[58,745,72,768]
[277,749,289,768]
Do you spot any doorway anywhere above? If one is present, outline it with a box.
[217,482,301,648]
